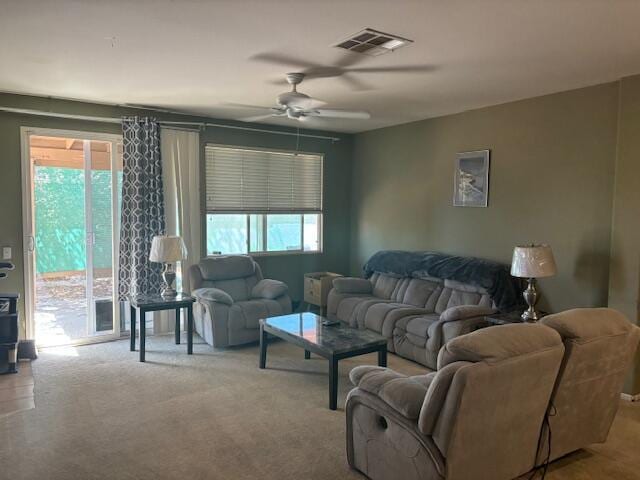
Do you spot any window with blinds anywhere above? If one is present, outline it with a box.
[205,145,323,213]
[204,144,323,256]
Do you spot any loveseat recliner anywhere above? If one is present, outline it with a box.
[328,250,521,369]
[346,323,565,480]
[188,255,292,347]
[346,308,640,480]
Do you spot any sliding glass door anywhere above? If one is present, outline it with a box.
[22,129,123,347]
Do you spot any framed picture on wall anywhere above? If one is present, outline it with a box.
[453,150,490,207]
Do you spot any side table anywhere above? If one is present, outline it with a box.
[485,311,550,326]
[304,272,342,316]
[129,293,195,362]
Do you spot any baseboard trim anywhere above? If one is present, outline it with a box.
[620,392,640,402]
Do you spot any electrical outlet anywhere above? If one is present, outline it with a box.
[2,247,11,260]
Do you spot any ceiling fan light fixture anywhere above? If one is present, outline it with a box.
[334,28,413,56]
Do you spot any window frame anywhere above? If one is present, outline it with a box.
[205,212,323,257]
[203,143,324,257]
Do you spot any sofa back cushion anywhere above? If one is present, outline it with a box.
[199,255,258,280]
[368,272,492,314]
[190,255,263,301]
[400,277,443,309]
[370,273,400,299]
[420,324,564,480]
[434,279,492,314]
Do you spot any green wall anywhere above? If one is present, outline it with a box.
[350,83,620,313]
[608,75,640,394]
[0,93,353,336]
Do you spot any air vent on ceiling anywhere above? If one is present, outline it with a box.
[334,28,413,56]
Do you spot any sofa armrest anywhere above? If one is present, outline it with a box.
[349,366,434,420]
[251,279,288,300]
[333,277,373,294]
[193,287,234,306]
[440,305,497,323]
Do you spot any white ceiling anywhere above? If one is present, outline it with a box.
[1,0,640,133]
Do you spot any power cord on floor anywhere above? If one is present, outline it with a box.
[527,403,556,480]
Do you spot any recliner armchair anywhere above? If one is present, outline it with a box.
[188,255,292,347]
[346,323,565,480]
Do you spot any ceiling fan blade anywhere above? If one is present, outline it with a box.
[221,102,275,111]
[240,113,279,122]
[311,109,371,119]
[250,53,319,70]
[338,74,374,91]
[334,51,367,68]
[348,65,436,74]
[307,97,327,109]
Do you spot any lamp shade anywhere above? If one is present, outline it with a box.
[511,244,557,278]
[149,235,187,263]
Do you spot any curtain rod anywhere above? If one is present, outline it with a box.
[0,106,342,142]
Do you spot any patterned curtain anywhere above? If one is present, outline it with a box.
[118,117,165,300]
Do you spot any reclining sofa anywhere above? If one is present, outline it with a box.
[328,250,522,369]
[188,255,292,347]
[346,308,640,480]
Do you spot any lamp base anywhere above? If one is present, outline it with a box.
[161,264,177,298]
[521,278,540,322]
[161,287,177,298]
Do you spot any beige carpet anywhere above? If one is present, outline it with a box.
[1,335,639,480]
[0,334,425,480]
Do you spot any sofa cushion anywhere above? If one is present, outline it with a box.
[371,273,401,300]
[361,303,429,339]
[437,323,562,368]
[401,278,443,310]
[211,277,253,302]
[406,314,440,345]
[199,255,256,280]
[336,295,376,324]
[333,277,373,294]
[433,279,492,314]
[251,279,288,299]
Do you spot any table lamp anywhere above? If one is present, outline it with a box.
[510,244,557,322]
[149,235,187,297]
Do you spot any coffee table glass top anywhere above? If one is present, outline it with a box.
[262,312,386,355]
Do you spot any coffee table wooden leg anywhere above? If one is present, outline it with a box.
[329,356,338,410]
[259,324,268,369]
[378,347,387,367]
[304,349,310,359]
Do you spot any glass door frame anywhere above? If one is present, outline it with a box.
[21,127,123,346]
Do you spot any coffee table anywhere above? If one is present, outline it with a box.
[259,312,387,410]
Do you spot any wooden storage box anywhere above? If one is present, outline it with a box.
[304,272,342,307]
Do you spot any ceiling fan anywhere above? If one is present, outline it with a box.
[229,73,371,123]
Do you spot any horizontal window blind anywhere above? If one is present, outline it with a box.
[205,145,323,212]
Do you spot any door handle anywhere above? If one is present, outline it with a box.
[27,236,35,252]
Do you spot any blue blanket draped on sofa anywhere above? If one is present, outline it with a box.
[363,250,523,312]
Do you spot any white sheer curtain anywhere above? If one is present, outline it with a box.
[153,127,201,334]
